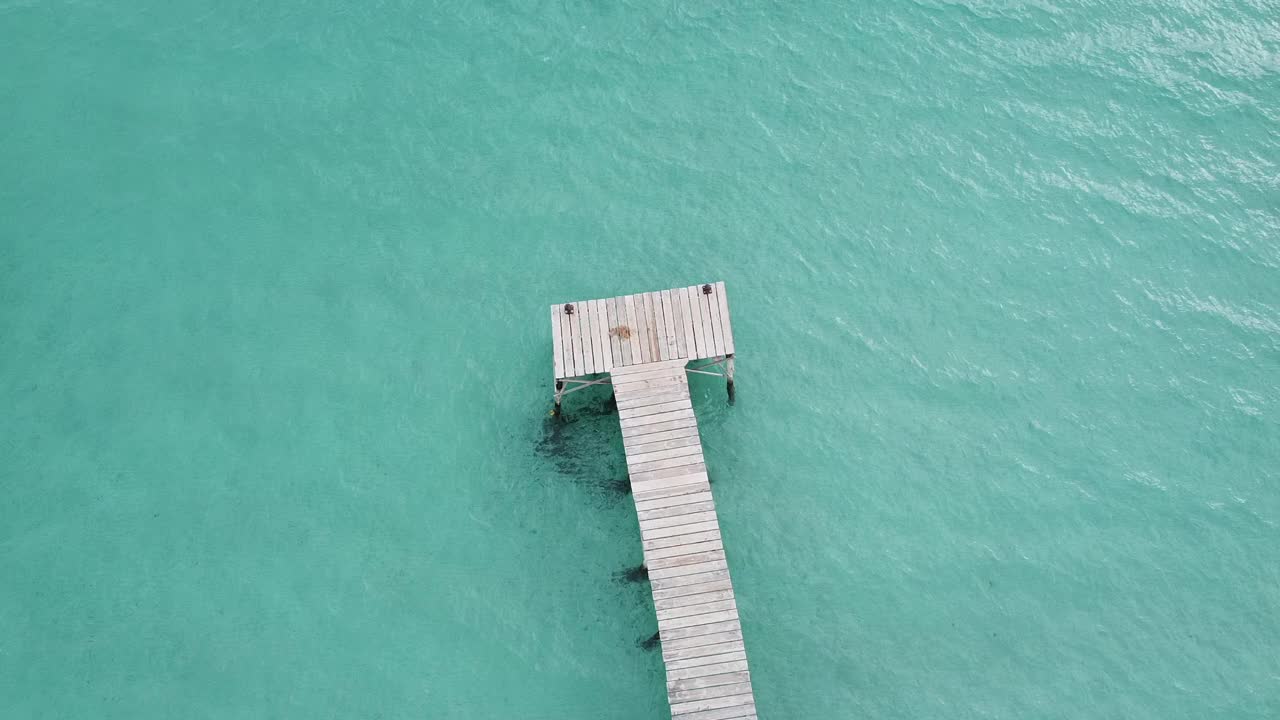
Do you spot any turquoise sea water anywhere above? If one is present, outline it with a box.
[3,2,1279,718]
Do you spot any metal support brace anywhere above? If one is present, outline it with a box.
[552,375,613,414]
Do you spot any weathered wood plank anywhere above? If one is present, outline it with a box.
[604,297,621,367]
[633,490,714,513]
[660,626,742,650]
[669,288,688,358]
[669,691,755,717]
[663,658,748,682]
[620,400,694,420]
[635,293,653,363]
[639,510,718,530]
[550,305,565,380]
[698,286,721,357]
[666,670,752,693]
[583,298,599,374]
[669,678,752,701]
[654,588,735,611]
[670,696,747,712]
[637,497,715,521]
[657,616,739,640]
[646,540,724,562]
[594,299,614,372]
[630,461,707,484]
[620,408,696,430]
[624,427,702,451]
[678,286,698,359]
[611,356,688,375]
[632,480,711,504]
[661,289,680,359]
[686,286,706,357]
[613,297,632,366]
[714,281,735,356]
[652,579,735,603]
[643,528,722,552]
[640,292,659,361]
[623,294,643,365]
[585,298,602,373]
[647,559,729,582]
[633,477,710,502]
[626,435,702,459]
[617,389,690,410]
[648,549,728,572]
[628,448,704,472]
[663,639,745,663]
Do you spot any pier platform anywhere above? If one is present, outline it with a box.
[549,283,757,720]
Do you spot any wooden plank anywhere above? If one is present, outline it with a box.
[612,356,688,375]
[627,445,703,469]
[633,481,711,504]
[646,540,724,562]
[642,521,721,542]
[640,510,717,530]
[663,639,745,662]
[714,281,735,356]
[640,507,719,530]
[650,291,667,361]
[678,286,698,359]
[670,676,747,702]
[670,701,755,720]
[617,391,690,411]
[669,692,754,717]
[669,288,687,358]
[624,426,701,450]
[626,434,702,457]
[657,615,738,639]
[576,299,591,375]
[613,297,632,367]
[581,299,599,374]
[630,453,705,475]
[585,298,602,373]
[655,655,747,676]
[648,559,729,581]
[634,293,652,363]
[644,530,722,552]
[648,291,667,361]
[704,285,725,358]
[624,294,643,365]
[620,398,693,419]
[652,579,735,602]
[660,290,678,360]
[648,549,728,572]
[695,286,720,357]
[666,651,747,676]
[658,613,740,637]
[665,641,746,668]
[631,461,707,483]
[654,589,735,612]
[660,625,741,648]
[632,474,710,498]
[687,286,707,358]
[667,670,752,693]
[567,301,583,377]
[633,490,714,512]
[594,299,614,372]
[603,297,617,367]
[612,374,685,392]
[619,408,695,430]
[550,305,565,380]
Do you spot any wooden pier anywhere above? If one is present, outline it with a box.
[550,283,757,720]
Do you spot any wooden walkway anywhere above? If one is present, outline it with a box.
[550,283,756,720]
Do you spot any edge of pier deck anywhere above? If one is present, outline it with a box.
[549,282,756,719]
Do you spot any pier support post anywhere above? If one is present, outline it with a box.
[553,380,565,416]
[725,354,735,404]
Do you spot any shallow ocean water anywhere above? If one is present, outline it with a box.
[2,1,1279,718]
